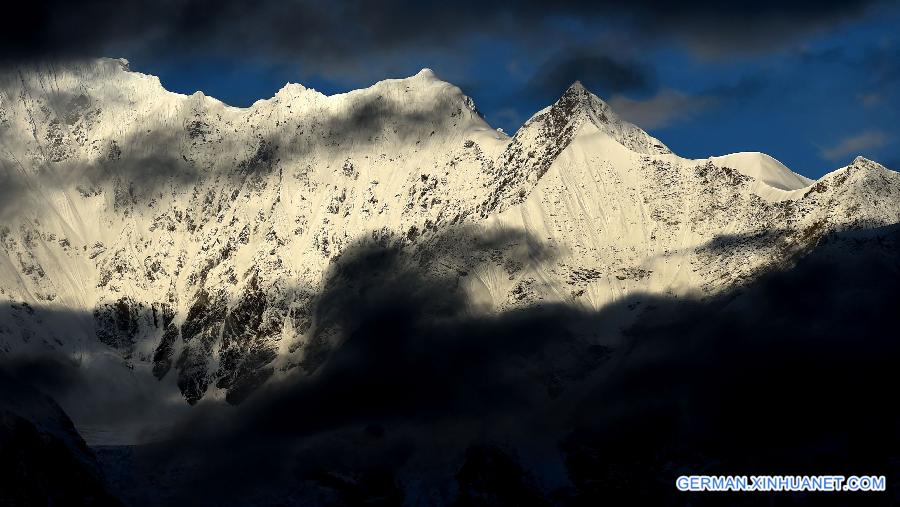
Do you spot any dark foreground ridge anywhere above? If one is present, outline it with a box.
[0,369,121,506]
[5,223,897,505]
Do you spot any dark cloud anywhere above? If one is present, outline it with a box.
[1,0,887,67]
[861,45,900,93]
[705,74,770,102]
[796,43,900,93]
[1,221,899,503]
[0,348,190,447]
[511,47,776,131]
[123,227,606,503]
[564,225,900,504]
[623,0,888,55]
[593,73,769,130]
[523,51,655,102]
[798,45,849,66]
[73,221,899,505]
[0,353,84,396]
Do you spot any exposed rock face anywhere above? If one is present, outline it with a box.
[0,58,898,408]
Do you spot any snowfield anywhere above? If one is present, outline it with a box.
[0,59,898,441]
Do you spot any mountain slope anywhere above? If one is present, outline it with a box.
[709,151,813,191]
[0,59,898,429]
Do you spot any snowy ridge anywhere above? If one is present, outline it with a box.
[710,151,813,190]
[0,59,898,428]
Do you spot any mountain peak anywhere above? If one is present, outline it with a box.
[534,80,670,155]
[552,80,623,127]
[560,80,601,109]
[852,155,878,167]
[849,156,896,175]
[413,68,437,79]
[566,80,587,93]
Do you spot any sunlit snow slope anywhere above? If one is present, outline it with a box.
[1,59,898,420]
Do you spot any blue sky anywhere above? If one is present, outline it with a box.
[7,0,898,178]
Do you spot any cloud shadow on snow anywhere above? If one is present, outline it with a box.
[48,221,894,506]
[0,79,473,219]
[0,221,898,504]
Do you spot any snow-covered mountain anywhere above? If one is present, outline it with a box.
[1,58,898,428]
